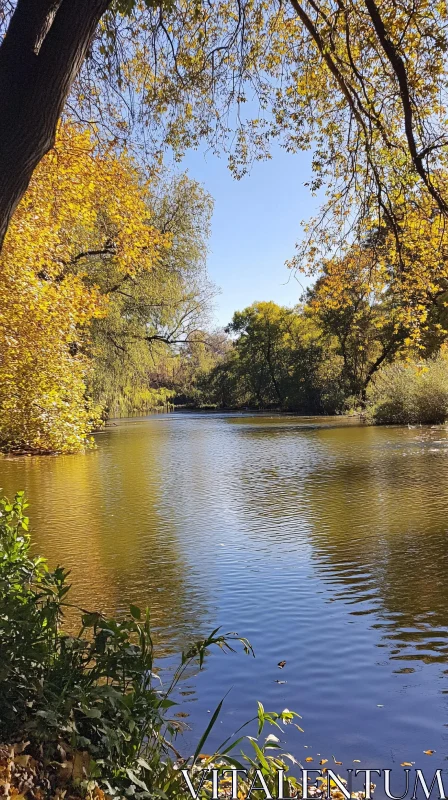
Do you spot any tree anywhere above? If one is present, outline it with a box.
[79,174,217,415]
[228,301,330,410]
[196,301,342,412]
[0,0,110,245]
[0,122,168,452]
[304,192,448,396]
[306,244,404,401]
[2,0,448,269]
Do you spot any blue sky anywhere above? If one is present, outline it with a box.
[182,145,320,328]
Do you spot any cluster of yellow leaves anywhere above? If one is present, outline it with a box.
[0,124,168,453]
[379,190,448,340]
[306,179,448,350]
[0,741,108,799]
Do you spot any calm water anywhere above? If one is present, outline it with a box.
[1,413,448,790]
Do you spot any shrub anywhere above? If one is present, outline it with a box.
[0,493,306,799]
[367,354,448,425]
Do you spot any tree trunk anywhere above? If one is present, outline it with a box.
[0,0,110,250]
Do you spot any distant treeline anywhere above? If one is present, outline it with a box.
[174,297,448,424]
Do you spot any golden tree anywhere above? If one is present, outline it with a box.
[1,0,448,257]
[0,123,168,452]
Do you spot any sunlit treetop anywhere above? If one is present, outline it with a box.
[2,0,447,202]
[2,0,448,329]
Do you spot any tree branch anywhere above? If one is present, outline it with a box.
[362,0,448,214]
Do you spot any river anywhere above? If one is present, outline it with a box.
[1,413,448,790]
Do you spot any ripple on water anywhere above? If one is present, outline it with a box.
[1,414,448,789]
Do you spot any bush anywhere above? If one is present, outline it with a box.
[367,355,448,425]
[0,493,306,799]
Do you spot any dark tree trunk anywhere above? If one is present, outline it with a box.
[0,0,111,250]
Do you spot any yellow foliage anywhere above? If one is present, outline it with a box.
[0,124,168,453]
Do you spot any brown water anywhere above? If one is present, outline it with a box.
[1,413,448,789]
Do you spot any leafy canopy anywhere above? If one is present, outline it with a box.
[0,123,168,452]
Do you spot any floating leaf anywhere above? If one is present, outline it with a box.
[306,757,314,762]
[401,763,413,767]
[424,750,435,755]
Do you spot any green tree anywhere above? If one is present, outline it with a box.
[229,302,327,410]
[71,173,216,415]
[197,301,343,412]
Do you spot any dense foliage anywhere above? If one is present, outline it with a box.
[367,353,448,425]
[2,0,448,351]
[189,302,343,413]
[0,124,167,452]
[81,173,215,417]
[182,297,448,424]
[0,124,215,451]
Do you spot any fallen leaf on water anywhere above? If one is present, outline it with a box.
[332,756,343,765]
[306,757,314,762]
[278,661,286,669]
[424,750,435,755]
[174,712,189,718]
[401,763,413,767]
[353,760,361,763]
[320,759,328,765]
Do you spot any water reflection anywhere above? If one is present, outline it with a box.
[303,426,448,665]
[219,419,448,665]
[2,413,448,770]
[0,418,213,650]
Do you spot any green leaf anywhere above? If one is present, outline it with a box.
[126,768,149,791]
[249,738,269,770]
[193,693,229,763]
[83,707,102,719]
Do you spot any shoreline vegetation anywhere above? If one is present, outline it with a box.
[0,491,286,798]
[0,492,373,800]
[3,291,448,456]
[1,126,448,457]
